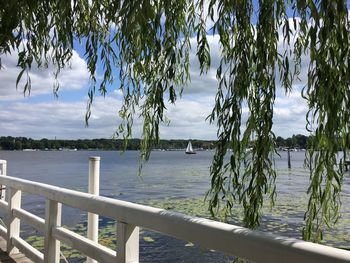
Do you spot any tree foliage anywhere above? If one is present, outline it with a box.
[0,135,309,151]
[1,0,350,242]
[0,136,216,151]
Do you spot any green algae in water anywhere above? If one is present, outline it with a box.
[144,196,350,250]
[25,223,109,260]
[24,194,350,261]
[99,223,117,250]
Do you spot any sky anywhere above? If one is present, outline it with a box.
[0,15,312,140]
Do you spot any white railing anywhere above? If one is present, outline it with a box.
[0,160,6,201]
[0,160,349,263]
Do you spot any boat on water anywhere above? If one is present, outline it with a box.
[185,141,196,154]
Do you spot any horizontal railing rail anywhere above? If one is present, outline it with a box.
[0,175,349,262]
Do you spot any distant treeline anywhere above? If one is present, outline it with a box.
[0,134,310,151]
[275,134,310,149]
[0,137,215,151]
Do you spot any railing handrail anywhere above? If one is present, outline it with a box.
[0,175,349,263]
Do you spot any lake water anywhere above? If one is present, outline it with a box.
[0,150,349,262]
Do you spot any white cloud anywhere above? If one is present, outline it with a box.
[0,92,216,140]
[0,95,121,139]
[182,35,220,96]
[161,95,216,139]
[0,50,89,100]
[0,27,311,140]
[0,81,306,140]
[183,31,310,138]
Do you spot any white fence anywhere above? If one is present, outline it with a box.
[0,159,349,263]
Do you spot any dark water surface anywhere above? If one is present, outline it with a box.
[0,150,349,262]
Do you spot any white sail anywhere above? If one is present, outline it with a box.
[185,141,196,154]
[186,141,193,152]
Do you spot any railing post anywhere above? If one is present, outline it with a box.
[44,200,61,263]
[87,156,100,263]
[6,187,21,255]
[116,222,139,263]
[0,160,7,201]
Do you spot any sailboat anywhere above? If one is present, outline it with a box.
[185,141,196,154]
